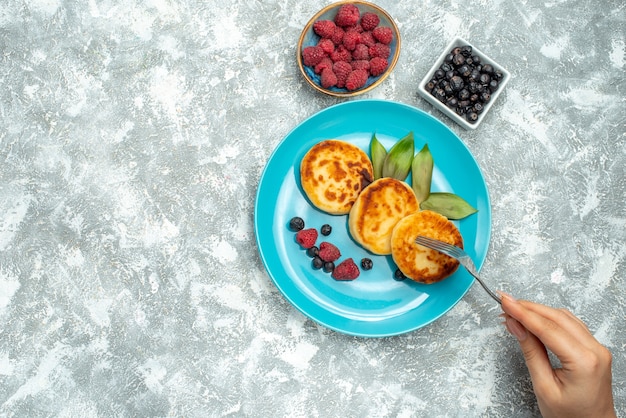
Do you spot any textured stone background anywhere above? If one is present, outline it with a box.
[0,0,624,416]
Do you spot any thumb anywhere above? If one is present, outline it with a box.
[502,305,554,386]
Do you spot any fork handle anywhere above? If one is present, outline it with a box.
[470,274,501,305]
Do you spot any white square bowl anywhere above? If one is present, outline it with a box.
[417,37,511,130]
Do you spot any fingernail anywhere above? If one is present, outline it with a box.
[505,316,528,341]
[497,291,518,303]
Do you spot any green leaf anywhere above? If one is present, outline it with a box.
[382,132,414,181]
[370,134,387,180]
[411,143,433,203]
[420,192,478,220]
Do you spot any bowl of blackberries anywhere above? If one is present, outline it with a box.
[297,1,401,97]
[418,37,510,130]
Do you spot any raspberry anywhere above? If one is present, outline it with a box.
[372,26,393,45]
[345,69,368,91]
[345,23,364,33]
[314,57,333,74]
[369,57,388,76]
[351,59,370,73]
[352,43,370,61]
[342,30,361,51]
[320,68,337,88]
[369,43,391,59]
[302,46,326,66]
[318,242,341,262]
[317,38,335,55]
[334,4,360,27]
[332,258,360,281]
[360,31,376,47]
[295,228,318,249]
[330,27,345,45]
[333,61,352,88]
[330,45,352,63]
[313,20,336,39]
[360,12,380,31]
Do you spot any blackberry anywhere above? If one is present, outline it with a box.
[393,268,406,281]
[323,261,335,273]
[360,258,373,270]
[306,246,319,258]
[320,224,332,236]
[289,217,305,231]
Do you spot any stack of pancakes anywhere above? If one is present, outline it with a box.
[300,139,463,284]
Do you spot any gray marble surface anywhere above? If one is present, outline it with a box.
[1,0,624,416]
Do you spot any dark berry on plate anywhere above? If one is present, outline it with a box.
[312,256,324,270]
[467,111,479,122]
[394,268,406,281]
[323,261,335,273]
[295,228,318,249]
[289,216,305,231]
[320,224,332,236]
[360,258,373,270]
[306,246,319,258]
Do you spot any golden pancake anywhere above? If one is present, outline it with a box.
[300,140,373,215]
[390,210,463,284]
[348,177,419,255]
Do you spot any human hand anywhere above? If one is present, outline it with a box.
[499,292,616,418]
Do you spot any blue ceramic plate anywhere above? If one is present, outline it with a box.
[254,100,491,337]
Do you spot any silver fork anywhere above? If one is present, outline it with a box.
[414,236,501,304]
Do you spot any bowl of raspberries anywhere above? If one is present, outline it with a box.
[297,1,401,97]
